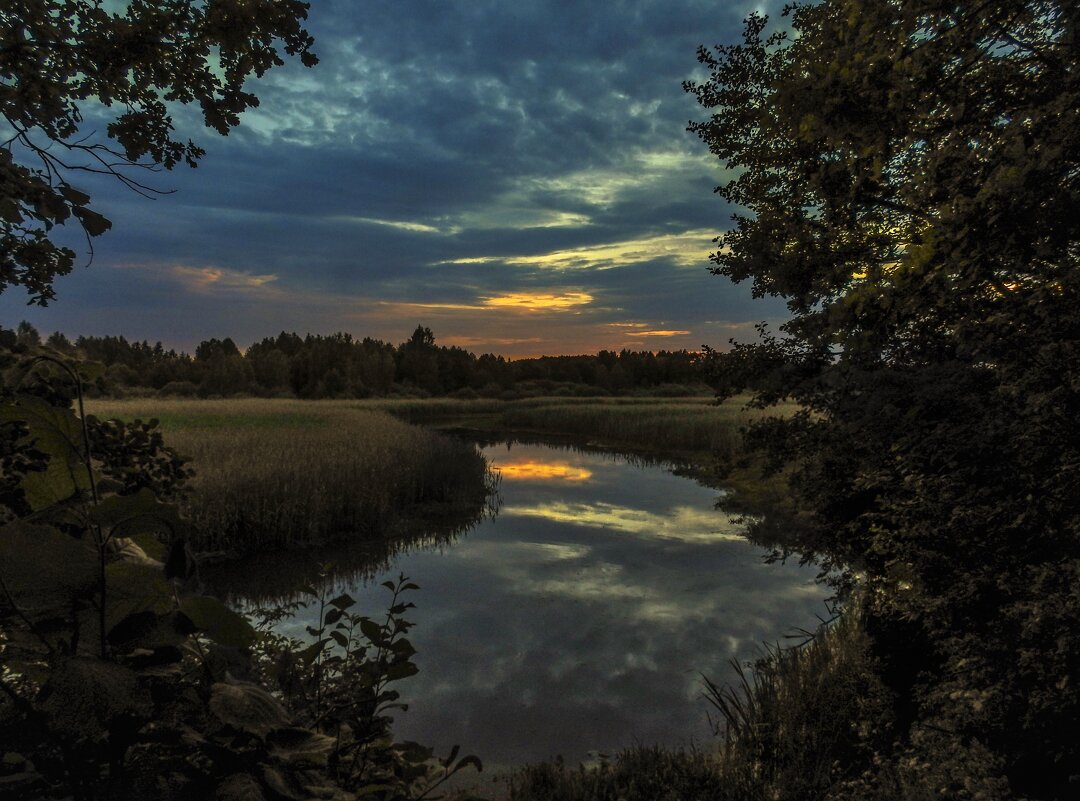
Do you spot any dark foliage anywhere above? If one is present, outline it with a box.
[0,343,482,800]
[687,2,1079,798]
[1,0,317,304]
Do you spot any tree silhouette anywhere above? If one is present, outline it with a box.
[688,2,1079,795]
[1,0,317,304]
[407,325,436,349]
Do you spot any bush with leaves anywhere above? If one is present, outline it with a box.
[0,342,481,800]
[251,574,483,798]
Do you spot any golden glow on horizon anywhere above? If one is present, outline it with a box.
[625,329,690,337]
[117,262,740,360]
[482,291,593,310]
[496,460,594,482]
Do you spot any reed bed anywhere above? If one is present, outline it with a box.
[88,399,492,554]
[703,611,882,800]
[87,395,789,553]
[497,400,744,460]
[365,395,797,463]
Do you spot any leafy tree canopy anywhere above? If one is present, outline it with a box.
[688,0,1076,377]
[688,1,1078,796]
[1,0,317,304]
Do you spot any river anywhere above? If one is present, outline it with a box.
[208,436,829,775]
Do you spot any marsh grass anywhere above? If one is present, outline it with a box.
[89,396,797,553]
[367,395,800,520]
[365,394,798,463]
[508,614,883,801]
[703,612,885,799]
[140,410,327,430]
[88,399,492,554]
[506,747,724,801]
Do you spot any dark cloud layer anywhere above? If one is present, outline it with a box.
[2,0,790,355]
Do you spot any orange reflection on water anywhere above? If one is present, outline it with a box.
[496,460,593,482]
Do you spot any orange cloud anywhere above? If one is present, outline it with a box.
[625,329,691,337]
[374,290,594,316]
[170,265,279,292]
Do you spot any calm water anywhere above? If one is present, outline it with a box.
[216,438,829,773]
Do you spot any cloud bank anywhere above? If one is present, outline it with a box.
[1,0,790,355]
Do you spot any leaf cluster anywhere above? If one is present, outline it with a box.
[252,574,483,800]
[1,0,317,303]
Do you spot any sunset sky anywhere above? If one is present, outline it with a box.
[2,0,789,357]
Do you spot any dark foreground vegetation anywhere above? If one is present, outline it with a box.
[0,335,490,801]
[2,1,1077,800]
[1,3,487,799]
[507,614,882,801]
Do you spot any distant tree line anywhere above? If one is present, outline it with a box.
[6,322,709,398]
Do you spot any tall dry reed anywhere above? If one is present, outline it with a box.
[89,399,492,554]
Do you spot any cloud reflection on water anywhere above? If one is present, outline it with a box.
[250,440,828,773]
[495,459,594,482]
[502,500,748,543]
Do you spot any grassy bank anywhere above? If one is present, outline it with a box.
[88,398,493,554]
[363,395,795,463]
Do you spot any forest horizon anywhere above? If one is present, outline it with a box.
[5,321,713,399]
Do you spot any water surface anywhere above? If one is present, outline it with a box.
[217,438,829,772]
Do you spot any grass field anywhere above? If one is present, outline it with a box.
[88,398,493,554]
